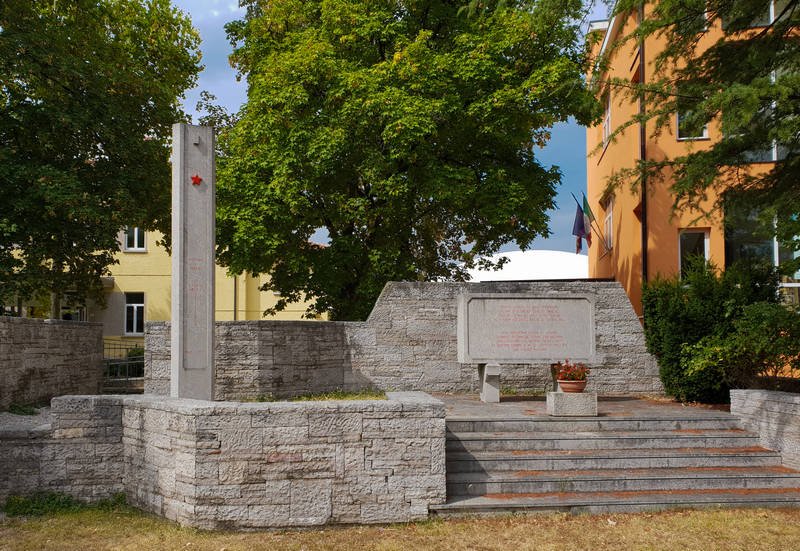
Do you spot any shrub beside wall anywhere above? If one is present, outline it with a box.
[642,258,781,403]
[684,303,800,392]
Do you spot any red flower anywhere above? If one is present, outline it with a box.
[555,359,589,381]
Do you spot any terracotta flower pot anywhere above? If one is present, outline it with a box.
[557,380,587,393]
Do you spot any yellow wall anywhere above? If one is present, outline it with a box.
[586,10,734,316]
[91,230,315,343]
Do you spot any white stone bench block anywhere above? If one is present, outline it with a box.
[546,392,598,416]
[479,363,501,403]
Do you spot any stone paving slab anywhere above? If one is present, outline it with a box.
[0,407,51,433]
[436,394,732,420]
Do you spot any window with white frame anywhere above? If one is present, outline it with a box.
[602,92,612,146]
[722,0,789,29]
[604,199,614,251]
[679,229,709,277]
[777,239,800,305]
[123,227,145,251]
[125,292,145,335]
[682,0,709,33]
[677,110,709,140]
[724,207,800,305]
[741,81,790,163]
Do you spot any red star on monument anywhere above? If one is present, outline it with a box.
[191,174,203,186]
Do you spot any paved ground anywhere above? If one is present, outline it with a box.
[0,396,730,428]
[0,407,51,431]
[435,393,731,420]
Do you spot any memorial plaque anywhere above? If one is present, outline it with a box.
[457,293,594,363]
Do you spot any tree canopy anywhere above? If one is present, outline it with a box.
[217,0,600,320]
[604,0,800,267]
[0,0,201,311]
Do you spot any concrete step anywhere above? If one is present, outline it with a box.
[446,447,782,473]
[445,416,743,434]
[431,488,800,517]
[446,429,760,452]
[447,466,800,496]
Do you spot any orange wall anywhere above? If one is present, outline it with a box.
[586,9,728,316]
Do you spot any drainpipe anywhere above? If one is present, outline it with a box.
[639,2,649,287]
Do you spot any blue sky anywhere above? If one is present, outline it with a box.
[172,0,610,254]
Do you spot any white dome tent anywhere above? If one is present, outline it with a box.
[466,250,588,281]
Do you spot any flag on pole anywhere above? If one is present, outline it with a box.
[582,194,595,248]
[572,203,587,254]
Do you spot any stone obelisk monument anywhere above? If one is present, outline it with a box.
[170,123,215,400]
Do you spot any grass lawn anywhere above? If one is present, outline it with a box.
[2,506,799,551]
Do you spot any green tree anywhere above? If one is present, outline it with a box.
[0,0,201,314]
[603,0,800,268]
[218,0,600,320]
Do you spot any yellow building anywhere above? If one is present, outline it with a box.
[90,227,313,345]
[585,4,799,317]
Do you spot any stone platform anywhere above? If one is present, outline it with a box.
[0,392,446,529]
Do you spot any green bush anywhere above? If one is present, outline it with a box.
[3,492,81,516]
[722,302,800,386]
[679,337,734,403]
[642,257,778,403]
[7,403,38,415]
[680,303,800,397]
[126,347,144,359]
[2,492,127,517]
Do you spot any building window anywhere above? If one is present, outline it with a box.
[679,229,709,277]
[725,207,800,305]
[60,293,86,321]
[677,110,708,140]
[602,92,612,146]
[777,240,800,305]
[722,0,788,29]
[604,200,614,250]
[741,103,788,163]
[125,292,145,335]
[124,227,146,251]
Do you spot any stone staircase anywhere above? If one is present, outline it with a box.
[431,410,800,516]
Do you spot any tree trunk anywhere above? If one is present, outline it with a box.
[50,292,61,320]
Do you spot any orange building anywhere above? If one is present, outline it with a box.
[585,4,799,317]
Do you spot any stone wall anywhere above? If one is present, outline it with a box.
[145,281,663,398]
[0,396,124,502]
[0,392,446,529]
[730,389,800,470]
[349,281,662,395]
[0,318,103,410]
[146,321,360,399]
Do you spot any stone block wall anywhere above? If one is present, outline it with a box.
[349,281,663,394]
[0,392,446,529]
[0,396,124,502]
[146,321,357,399]
[0,318,103,410]
[145,281,663,398]
[730,389,800,469]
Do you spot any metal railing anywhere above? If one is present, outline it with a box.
[103,338,145,392]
